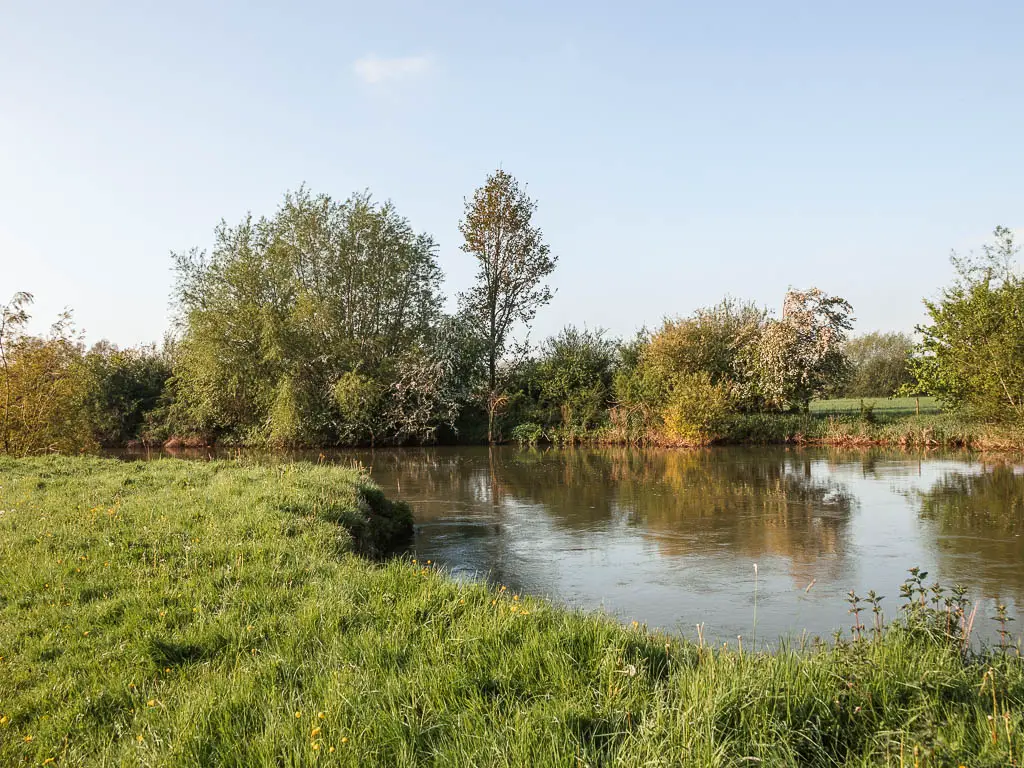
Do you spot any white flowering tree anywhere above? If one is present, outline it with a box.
[741,288,854,412]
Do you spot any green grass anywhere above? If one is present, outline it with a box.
[810,397,942,416]
[722,411,1024,450]
[2,456,1023,766]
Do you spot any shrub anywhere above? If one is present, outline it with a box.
[660,372,732,445]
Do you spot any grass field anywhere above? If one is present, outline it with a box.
[810,397,942,416]
[1,456,1022,766]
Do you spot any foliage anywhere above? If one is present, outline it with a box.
[510,421,546,445]
[2,456,1023,767]
[0,293,94,455]
[739,288,854,412]
[81,342,172,446]
[911,226,1024,422]
[533,326,617,431]
[660,371,733,445]
[459,169,557,442]
[171,187,452,445]
[843,332,915,398]
[644,299,766,392]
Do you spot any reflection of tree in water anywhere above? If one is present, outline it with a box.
[494,448,856,577]
[325,446,858,585]
[915,463,1024,601]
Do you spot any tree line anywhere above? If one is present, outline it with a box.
[1,171,1021,453]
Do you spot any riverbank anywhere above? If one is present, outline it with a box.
[1,457,1021,766]
[721,412,1024,450]
[508,412,1024,451]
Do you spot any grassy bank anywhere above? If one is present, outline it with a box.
[516,412,1024,451]
[721,412,1024,450]
[1,457,1022,766]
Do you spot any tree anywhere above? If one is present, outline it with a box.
[459,169,557,443]
[0,294,94,455]
[843,332,914,398]
[171,187,449,445]
[535,326,617,431]
[0,292,32,454]
[81,342,172,445]
[910,226,1024,421]
[642,299,767,407]
[740,288,853,412]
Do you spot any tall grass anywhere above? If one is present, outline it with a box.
[1,456,1022,766]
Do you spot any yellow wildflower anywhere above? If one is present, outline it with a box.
[295,711,302,719]
[317,712,325,719]
[311,727,321,737]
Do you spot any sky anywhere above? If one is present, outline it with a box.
[2,1,1023,347]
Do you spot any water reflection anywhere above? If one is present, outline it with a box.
[915,462,1024,602]
[124,444,1023,644]
[333,446,1020,643]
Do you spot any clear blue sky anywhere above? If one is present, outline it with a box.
[2,1,1022,347]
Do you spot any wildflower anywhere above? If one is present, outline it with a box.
[341,737,348,744]
[147,700,156,707]
[311,727,321,737]
[0,715,7,725]
[513,595,519,602]
[311,743,320,751]
[159,611,166,618]
[329,746,335,753]
[295,711,302,719]
[24,735,33,743]
[43,759,56,766]
[631,621,639,629]
[83,631,89,636]
[317,712,325,719]
[164,667,171,673]
[137,734,144,743]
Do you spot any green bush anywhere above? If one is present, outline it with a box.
[660,372,732,445]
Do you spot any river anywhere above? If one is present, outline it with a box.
[126,445,1024,646]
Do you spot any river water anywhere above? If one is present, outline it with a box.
[126,445,1024,645]
[337,445,1023,646]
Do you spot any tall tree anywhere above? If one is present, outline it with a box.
[171,187,447,445]
[459,169,557,442]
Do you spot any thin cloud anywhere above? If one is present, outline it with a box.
[353,54,435,85]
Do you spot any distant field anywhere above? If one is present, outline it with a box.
[810,396,942,416]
